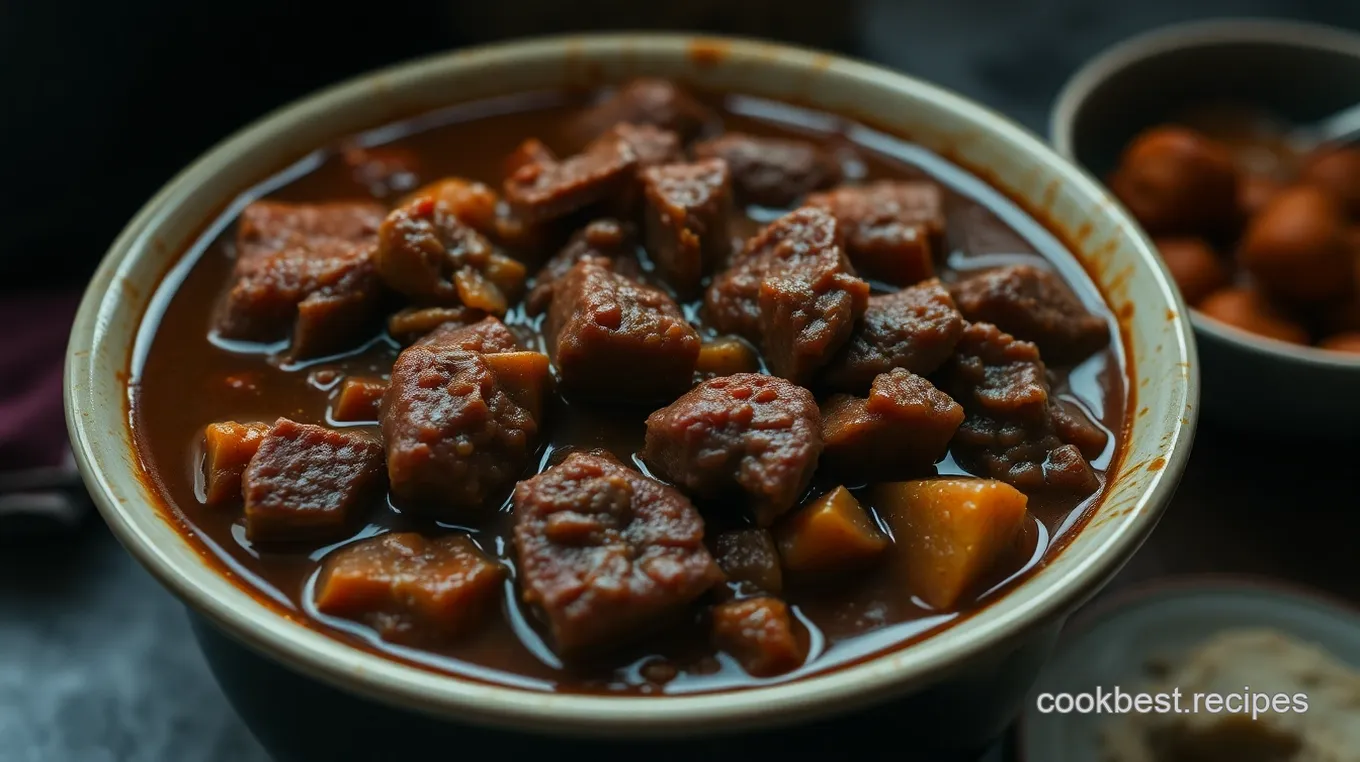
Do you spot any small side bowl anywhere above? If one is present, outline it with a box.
[1051,18,1360,437]
[66,33,1196,756]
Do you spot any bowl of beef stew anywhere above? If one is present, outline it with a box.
[66,34,1195,756]
[1051,19,1360,436]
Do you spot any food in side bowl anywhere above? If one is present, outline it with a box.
[129,78,1129,695]
[1108,107,1360,354]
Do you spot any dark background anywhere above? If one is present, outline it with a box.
[4,1,1360,760]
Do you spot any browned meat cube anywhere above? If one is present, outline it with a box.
[512,451,722,653]
[382,340,539,521]
[1049,398,1109,460]
[807,181,944,286]
[695,336,761,379]
[571,79,716,142]
[712,529,783,595]
[386,305,482,345]
[314,533,505,645]
[414,315,520,353]
[331,377,388,423]
[946,323,1100,495]
[693,132,841,208]
[505,138,557,178]
[214,201,386,360]
[481,351,552,423]
[242,418,384,544]
[547,259,700,403]
[704,207,869,382]
[525,219,640,316]
[611,123,684,171]
[774,486,888,574]
[341,144,422,201]
[375,196,526,315]
[711,597,807,677]
[641,159,733,298]
[503,129,639,224]
[202,421,271,505]
[950,265,1109,364]
[821,369,963,481]
[819,278,965,393]
[644,374,822,527]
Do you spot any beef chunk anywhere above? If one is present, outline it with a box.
[512,451,722,653]
[386,305,483,344]
[642,158,733,298]
[572,79,715,142]
[382,341,538,521]
[711,597,807,677]
[611,123,684,170]
[807,181,944,285]
[704,207,869,382]
[644,373,822,527]
[215,201,385,359]
[202,421,271,505]
[341,144,422,201]
[503,130,639,224]
[242,418,384,543]
[950,265,1109,364]
[693,132,841,207]
[525,219,640,316]
[547,260,700,403]
[375,195,527,315]
[819,278,965,393]
[712,529,783,596]
[946,323,1100,495]
[415,315,520,353]
[821,369,963,482]
[1050,398,1109,460]
[315,533,505,645]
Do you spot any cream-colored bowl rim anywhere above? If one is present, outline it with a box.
[66,33,1197,737]
[1050,17,1360,371]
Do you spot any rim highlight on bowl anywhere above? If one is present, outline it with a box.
[65,33,1198,737]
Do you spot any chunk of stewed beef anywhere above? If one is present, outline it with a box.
[821,369,964,482]
[202,421,272,505]
[547,259,700,403]
[214,201,386,359]
[375,195,526,315]
[950,265,1109,364]
[513,451,723,653]
[525,219,640,316]
[571,79,716,142]
[1049,398,1110,460]
[704,207,869,382]
[711,529,783,596]
[819,278,964,394]
[710,597,807,677]
[945,323,1099,495]
[503,130,639,224]
[382,339,539,521]
[314,533,505,645]
[642,158,733,298]
[807,181,945,286]
[414,315,520,353]
[644,374,822,527]
[693,132,841,208]
[242,418,384,543]
[341,144,422,201]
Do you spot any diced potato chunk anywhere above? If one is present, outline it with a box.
[774,486,888,574]
[202,421,271,505]
[400,177,499,233]
[873,478,1029,611]
[712,529,783,595]
[332,377,388,422]
[711,597,807,677]
[482,351,551,421]
[695,336,761,378]
[386,306,481,344]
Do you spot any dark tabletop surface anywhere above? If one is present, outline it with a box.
[6,1,1360,760]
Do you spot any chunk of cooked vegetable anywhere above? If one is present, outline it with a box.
[712,529,783,595]
[873,478,1029,610]
[202,421,271,505]
[711,597,807,677]
[331,377,388,423]
[481,351,552,422]
[773,486,888,574]
[694,336,761,378]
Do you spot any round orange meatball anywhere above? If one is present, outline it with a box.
[1154,237,1230,306]
[1109,126,1239,235]
[1300,147,1360,217]
[1199,286,1309,344]
[1238,173,1282,219]
[1319,332,1360,353]
[1237,185,1355,302]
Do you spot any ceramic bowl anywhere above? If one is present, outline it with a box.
[1051,18,1360,437]
[65,33,1196,759]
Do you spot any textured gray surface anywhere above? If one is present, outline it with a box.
[7,2,1360,761]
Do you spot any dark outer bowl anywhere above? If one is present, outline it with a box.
[1050,18,1360,438]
